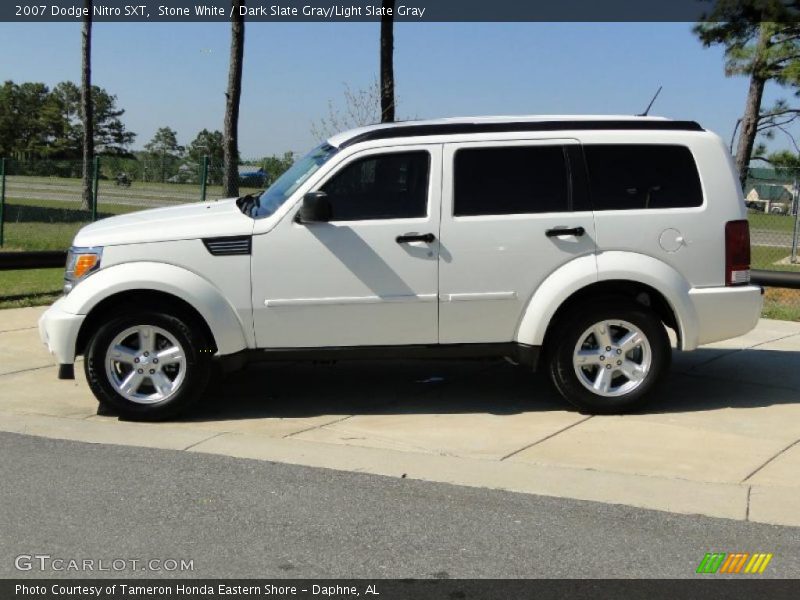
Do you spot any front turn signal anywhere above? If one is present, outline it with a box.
[73,254,100,279]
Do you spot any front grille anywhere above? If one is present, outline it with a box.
[202,236,252,256]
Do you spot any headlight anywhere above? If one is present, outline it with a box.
[64,246,103,294]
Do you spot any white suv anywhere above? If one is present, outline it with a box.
[39,116,763,420]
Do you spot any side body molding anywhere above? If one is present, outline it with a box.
[61,262,251,355]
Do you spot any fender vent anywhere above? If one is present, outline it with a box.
[202,236,252,256]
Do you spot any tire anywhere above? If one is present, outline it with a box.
[84,309,213,421]
[546,300,671,414]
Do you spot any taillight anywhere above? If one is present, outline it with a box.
[725,220,751,286]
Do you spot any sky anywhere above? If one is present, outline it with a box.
[0,21,797,158]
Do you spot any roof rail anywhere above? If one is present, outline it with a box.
[339,119,704,148]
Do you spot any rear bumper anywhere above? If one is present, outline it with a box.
[38,297,85,374]
[686,284,763,349]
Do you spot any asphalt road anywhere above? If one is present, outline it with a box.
[1,432,798,579]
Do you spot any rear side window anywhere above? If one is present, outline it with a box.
[454,146,569,216]
[583,144,703,210]
[321,151,429,221]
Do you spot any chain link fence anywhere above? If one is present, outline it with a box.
[0,156,267,250]
[744,167,800,320]
[0,156,268,305]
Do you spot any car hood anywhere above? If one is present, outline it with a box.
[72,198,255,247]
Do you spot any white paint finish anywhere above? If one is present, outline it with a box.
[514,254,599,346]
[62,214,257,358]
[595,251,697,349]
[39,116,762,368]
[690,285,763,346]
[251,144,443,348]
[439,139,597,344]
[595,251,761,350]
[577,130,744,288]
[56,260,251,355]
[73,198,254,247]
[37,297,85,364]
[98,241,255,349]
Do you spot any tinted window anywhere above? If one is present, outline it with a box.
[454,146,569,216]
[321,151,429,221]
[584,144,703,210]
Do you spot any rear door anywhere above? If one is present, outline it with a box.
[438,139,598,343]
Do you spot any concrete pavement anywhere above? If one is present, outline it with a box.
[1,306,799,526]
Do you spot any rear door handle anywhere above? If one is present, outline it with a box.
[396,233,435,244]
[545,226,585,238]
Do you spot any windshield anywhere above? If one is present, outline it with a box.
[243,143,338,218]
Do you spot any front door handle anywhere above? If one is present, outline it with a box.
[545,226,585,238]
[396,233,435,244]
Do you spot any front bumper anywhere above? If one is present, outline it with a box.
[38,296,86,376]
[687,284,764,349]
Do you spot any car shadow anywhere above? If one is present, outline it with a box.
[188,359,564,422]
[175,346,800,423]
[650,346,800,414]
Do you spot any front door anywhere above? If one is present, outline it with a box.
[251,145,442,348]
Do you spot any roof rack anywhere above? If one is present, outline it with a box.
[338,119,704,148]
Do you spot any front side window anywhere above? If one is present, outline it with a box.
[584,144,703,210]
[321,151,430,221]
[454,146,569,216]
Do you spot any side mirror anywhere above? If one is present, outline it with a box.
[297,191,332,223]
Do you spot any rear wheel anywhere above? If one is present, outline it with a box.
[85,310,212,421]
[547,301,670,414]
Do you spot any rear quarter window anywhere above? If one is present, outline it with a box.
[583,144,703,210]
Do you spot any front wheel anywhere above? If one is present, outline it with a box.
[84,310,212,421]
[546,301,671,414]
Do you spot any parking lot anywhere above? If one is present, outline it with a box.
[1,306,799,527]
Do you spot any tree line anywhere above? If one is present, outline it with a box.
[129,126,295,187]
[0,81,134,160]
[0,87,294,186]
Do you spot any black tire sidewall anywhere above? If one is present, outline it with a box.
[549,302,671,414]
[84,310,211,421]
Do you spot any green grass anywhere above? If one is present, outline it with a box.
[748,212,797,233]
[0,268,62,309]
[762,288,800,322]
[751,245,800,272]
[0,198,140,251]
[762,303,800,321]
[0,199,143,304]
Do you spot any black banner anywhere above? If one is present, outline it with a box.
[4,579,800,600]
[0,0,763,23]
